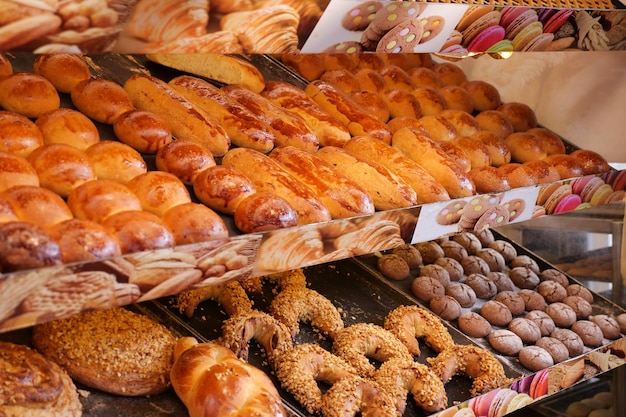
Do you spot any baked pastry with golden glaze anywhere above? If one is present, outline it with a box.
[0,111,44,158]
[1,185,72,229]
[33,53,91,94]
[127,0,209,43]
[0,72,60,119]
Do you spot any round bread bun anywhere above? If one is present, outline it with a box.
[127,171,191,217]
[0,53,12,80]
[70,77,134,124]
[193,165,256,215]
[505,132,547,163]
[412,87,447,116]
[432,62,467,86]
[281,53,325,81]
[354,68,387,94]
[438,142,471,173]
[0,341,82,417]
[522,160,561,185]
[498,163,535,188]
[162,202,228,245]
[0,151,39,193]
[525,127,565,155]
[518,346,554,372]
[379,64,414,92]
[0,110,44,158]
[234,192,299,234]
[386,116,425,134]
[356,53,385,70]
[32,307,177,396]
[155,139,216,185]
[439,109,480,138]
[438,85,473,113]
[497,102,538,132]
[113,109,173,154]
[471,130,511,167]
[0,72,60,118]
[33,53,92,94]
[27,143,96,198]
[0,221,62,272]
[569,149,611,175]
[0,197,19,224]
[322,53,358,72]
[450,135,491,169]
[469,166,511,193]
[0,185,72,229]
[36,108,100,150]
[102,210,175,253]
[353,90,390,122]
[475,110,514,139]
[320,68,360,94]
[406,67,440,89]
[378,54,410,70]
[543,154,585,180]
[462,80,502,111]
[415,115,457,142]
[47,218,121,263]
[67,179,142,223]
[85,140,147,185]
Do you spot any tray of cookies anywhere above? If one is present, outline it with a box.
[353,228,626,376]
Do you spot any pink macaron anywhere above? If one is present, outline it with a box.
[470,388,501,416]
[529,368,549,399]
[488,389,518,417]
[579,176,605,202]
[504,8,539,40]
[499,7,532,29]
[543,9,573,33]
[571,175,594,195]
[553,193,581,214]
[468,25,506,52]
[612,169,626,190]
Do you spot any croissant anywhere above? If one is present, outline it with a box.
[127,0,209,43]
[170,338,287,417]
[220,5,300,53]
[255,0,323,39]
[143,31,243,53]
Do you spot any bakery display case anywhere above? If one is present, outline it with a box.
[1,2,626,417]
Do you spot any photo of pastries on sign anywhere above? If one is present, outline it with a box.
[444,6,626,54]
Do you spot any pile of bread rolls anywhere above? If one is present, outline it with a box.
[0,51,613,274]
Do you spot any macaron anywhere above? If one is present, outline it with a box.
[468,25,506,52]
[486,39,514,53]
[544,183,573,214]
[612,170,626,190]
[536,8,558,25]
[441,29,463,50]
[469,387,501,416]
[537,181,562,205]
[462,10,502,47]
[505,393,534,413]
[529,368,549,399]
[457,5,495,31]
[511,374,534,394]
[607,189,626,203]
[579,176,605,202]
[590,183,614,206]
[504,9,539,40]
[553,193,581,214]
[543,9,573,33]
[441,44,469,54]
[523,32,554,51]
[512,21,544,51]
[488,389,518,417]
[571,175,594,195]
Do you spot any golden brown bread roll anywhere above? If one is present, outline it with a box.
[67,179,142,223]
[127,0,209,43]
[469,166,512,193]
[305,79,392,144]
[433,62,467,86]
[27,143,96,198]
[343,135,450,204]
[471,130,511,167]
[33,308,177,397]
[234,192,299,234]
[354,54,385,70]
[0,13,62,52]
[543,154,585,179]
[475,110,514,140]
[0,151,39,193]
[569,149,611,175]
[162,202,228,245]
[124,74,231,157]
[1,185,73,229]
[462,80,502,112]
[0,221,62,272]
[525,127,565,155]
[155,139,216,185]
[0,72,60,119]
[383,89,422,120]
[261,80,351,148]
[193,165,256,216]
[102,210,175,253]
[222,147,331,225]
[170,339,286,417]
[47,218,122,263]
[392,127,476,198]
[35,108,100,150]
[412,87,447,116]
[414,115,457,143]
[505,132,547,162]
[168,75,275,153]
[113,109,173,154]
[379,64,414,92]
[354,68,387,94]
[0,111,44,158]
[497,102,538,132]
[0,196,18,224]
[322,53,358,72]
[438,142,471,173]
[0,341,82,417]
[440,109,480,137]
[520,160,561,184]
[498,163,535,188]
[85,141,147,185]
[33,53,91,94]
[269,145,375,219]
[351,90,390,123]
[386,116,425,134]
[281,53,325,81]
[407,67,441,89]
[127,171,192,217]
[439,85,474,114]
[316,146,417,211]
[320,68,361,94]
[71,78,135,125]
[449,136,492,169]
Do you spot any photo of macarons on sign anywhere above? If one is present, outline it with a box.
[301,0,469,53]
